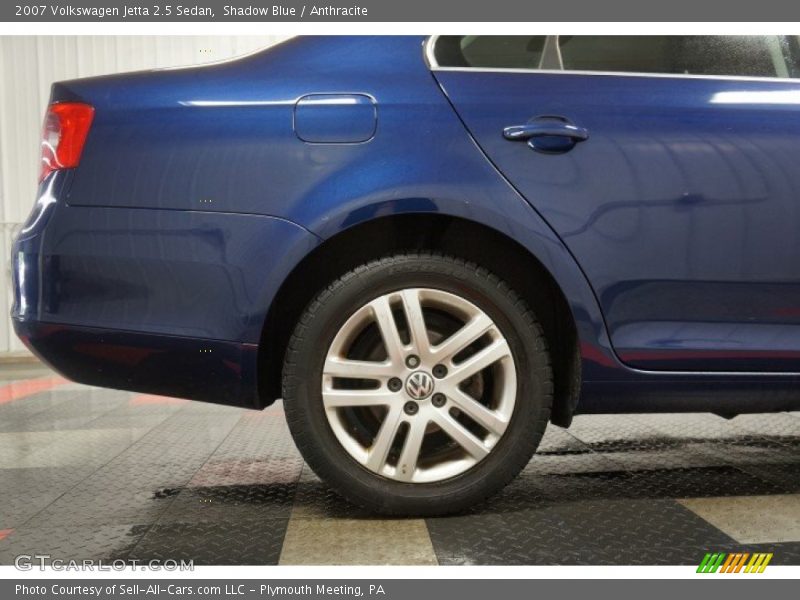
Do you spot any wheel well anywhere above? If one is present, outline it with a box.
[258,213,580,426]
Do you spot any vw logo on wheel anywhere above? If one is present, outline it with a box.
[405,371,435,400]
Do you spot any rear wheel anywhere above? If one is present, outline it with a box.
[282,253,552,515]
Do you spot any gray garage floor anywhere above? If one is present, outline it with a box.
[1,364,799,566]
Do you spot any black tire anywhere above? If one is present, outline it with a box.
[282,253,553,516]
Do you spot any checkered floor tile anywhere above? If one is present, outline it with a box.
[1,365,799,566]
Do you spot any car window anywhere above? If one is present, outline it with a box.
[558,36,789,78]
[432,35,799,79]
[433,36,547,69]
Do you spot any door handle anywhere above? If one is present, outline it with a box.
[503,117,588,153]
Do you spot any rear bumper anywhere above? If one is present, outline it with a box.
[13,318,260,407]
[10,177,320,407]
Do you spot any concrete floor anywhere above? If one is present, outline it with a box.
[1,364,799,565]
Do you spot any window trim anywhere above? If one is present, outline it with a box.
[424,35,800,84]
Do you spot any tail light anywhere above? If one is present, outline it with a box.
[39,102,94,183]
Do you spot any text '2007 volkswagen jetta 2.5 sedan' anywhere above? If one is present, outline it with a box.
[12,35,800,514]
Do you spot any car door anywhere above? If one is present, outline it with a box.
[431,35,800,372]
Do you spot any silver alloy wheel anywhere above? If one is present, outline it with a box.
[322,288,517,483]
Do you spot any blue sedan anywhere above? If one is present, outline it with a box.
[12,35,800,514]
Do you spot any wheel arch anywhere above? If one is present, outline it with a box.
[258,212,582,427]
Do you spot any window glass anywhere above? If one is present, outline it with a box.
[558,36,786,78]
[433,36,546,69]
[432,35,798,78]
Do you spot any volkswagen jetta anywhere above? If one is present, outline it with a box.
[12,35,800,514]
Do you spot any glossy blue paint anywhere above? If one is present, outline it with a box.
[21,203,317,342]
[435,69,800,373]
[11,36,800,416]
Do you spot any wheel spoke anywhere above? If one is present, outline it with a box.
[447,338,511,384]
[366,407,404,472]
[370,295,405,365]
[431,313,494,363]
[433,412,490,460]
[447,388,508,437]
[396,417,428,482]
[322,388,396,408]
[323,356,395,380]
[400,289,430,358]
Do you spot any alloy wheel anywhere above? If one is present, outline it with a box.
[321,288,517,483]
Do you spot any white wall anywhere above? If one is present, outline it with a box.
[0,35,290,354]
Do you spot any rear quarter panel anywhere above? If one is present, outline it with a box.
[52,35,610,363]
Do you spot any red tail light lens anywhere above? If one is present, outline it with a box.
[39,102,95,183]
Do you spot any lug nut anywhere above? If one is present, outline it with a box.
[404,401,419,415]
[432,364,448,378]
[388,377,403,392]
[405,355,420,368]
[432,393,446,407]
